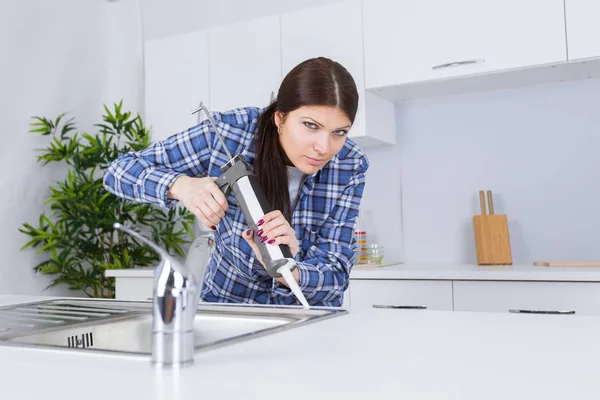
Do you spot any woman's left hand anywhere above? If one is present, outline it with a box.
[241,210,299,266]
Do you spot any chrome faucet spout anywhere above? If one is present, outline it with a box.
[113,222,200,367]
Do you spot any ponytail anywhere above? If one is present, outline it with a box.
[254,102,293,221]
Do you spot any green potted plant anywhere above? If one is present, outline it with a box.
[19,101,195,298]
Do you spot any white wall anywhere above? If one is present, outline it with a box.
[357,145,404,264]
[360,78,600,265]
[141,0,600,267]
[141,0,346,40]
[0,0,143,296]
[107,1,145,117]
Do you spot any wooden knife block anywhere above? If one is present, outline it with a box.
[473,190,512,265]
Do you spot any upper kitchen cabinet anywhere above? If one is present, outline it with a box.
[208,15,282,112]
[280,0,396,148]
[144,30,209,143]
[565,0,600,60]
[363,0,567,90]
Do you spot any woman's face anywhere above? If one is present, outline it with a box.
[275,105,351,175]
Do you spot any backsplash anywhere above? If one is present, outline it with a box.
[360,77,600,264]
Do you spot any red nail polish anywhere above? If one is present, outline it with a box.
[257,219,264,226]
[246,229,252,235]
[211,226,216,230]
[260,236,268,243]
[268,239,275,244]
[256,229,264,237]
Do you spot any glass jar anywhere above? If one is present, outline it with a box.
[366,244,384,265]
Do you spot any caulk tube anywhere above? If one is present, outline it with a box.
[232,173,310,309]
[233,175,295,278]
[215,155,295,277]
[215,155,310,308]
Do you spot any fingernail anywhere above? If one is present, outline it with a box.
[245,229,252,236]
[211,226,217,230]
[257,219,264,226]
[260,236,268,243]
[268,239,275,244]
[256,229,264,237]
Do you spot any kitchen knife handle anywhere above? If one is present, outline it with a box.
[479,190,486,215]
[487,190,494,215]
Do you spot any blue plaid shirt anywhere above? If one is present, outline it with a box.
[103,107,369,307]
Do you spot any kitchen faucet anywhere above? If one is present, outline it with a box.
[113,223,203,367]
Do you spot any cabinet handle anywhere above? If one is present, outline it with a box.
[372,305,427,310]
[508,309,575,315]
[432,59,485,70]
[270,91,275,103]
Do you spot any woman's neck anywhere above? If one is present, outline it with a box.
[280,144,294,166]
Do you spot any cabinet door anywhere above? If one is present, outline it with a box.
[280,0,367,140]
[349,280,454,310]
[453,281,600,316]
[342,286,351,308]
[363,0,566,88]
[565,0,600,60]
[114,277,153,301]
[208,15,281,112]
[144,31,210,143]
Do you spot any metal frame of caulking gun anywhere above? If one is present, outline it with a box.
[190,104,297,279]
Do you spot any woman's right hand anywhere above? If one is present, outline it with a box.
[168,176,228,230]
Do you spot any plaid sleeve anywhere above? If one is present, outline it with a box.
[272,156,369,306]
[103,121,214,208]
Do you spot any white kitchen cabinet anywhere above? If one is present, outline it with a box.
[144,30,210,143]
[348,280,454,311]
[208,15,282,112]
[113,276,153,301]
[342,287,350,308]
[453,280,600,316]
[565,0,600,60]
[280,0,396,148]
[363,0,567,89]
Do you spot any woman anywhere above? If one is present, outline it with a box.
[103,57,369,307]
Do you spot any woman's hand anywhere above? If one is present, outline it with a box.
[241,210,299,265]
[168,175,228,230]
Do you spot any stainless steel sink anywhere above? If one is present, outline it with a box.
[0,299,346,357]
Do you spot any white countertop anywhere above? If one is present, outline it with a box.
[1,294,600,399]
[351,263,600,281]
[106,263,600,282]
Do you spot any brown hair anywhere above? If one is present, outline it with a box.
[254,57,359,221]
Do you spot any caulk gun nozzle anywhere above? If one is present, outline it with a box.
[278,265,310,309]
